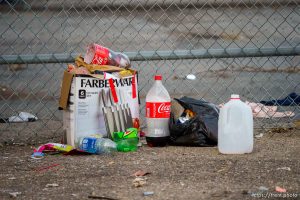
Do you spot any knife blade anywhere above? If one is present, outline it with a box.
[119,89,133,129]
[118,89,127,122]
[109,89,126,132]
[107,89,122,132]
[102,89,118,138]
[99,90,110,138]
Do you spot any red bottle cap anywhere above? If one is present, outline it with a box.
[155,75,162,80]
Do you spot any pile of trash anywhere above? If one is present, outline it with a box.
[67,43,133,77]
[30,43,299,159]
[32,128,139,159]
[32,44,140,159]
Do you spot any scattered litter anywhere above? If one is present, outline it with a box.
[260,92,300,106]
[241,190,250,195]
[31,143,75,159]
[9,192,21,198]
[267,127,294,134]
[84,44,130,68]
[35,164,61,172]
[294,120,300,128]
[246,102,294,118]
[63,149,92,155]
[211,190,231,197]
[276,167,291,171]
[139,131,146,137]
[132,170,151,177]
[12,142,25,146]
[217,168,226,173]
[220,102,295,118]
[68,64,90,75]
[133,177,147,187]
[108,161,115,165]
[143,191,154,196]
[31,152,45,160]
[141,140,147,145]
[255,133,264,138]
[258,186,269,191]
[71,194,77,197]
[78,137,117,154]
[275,186,287,193]
[35,143,74,154]
[186,74,196,80]
[46,183,59,188]
[88,195,118,200]
[8,177,16,180]
[0,112,38,123]
[113,128,139,152]
[216,161,236,173]
[170,97,218,146]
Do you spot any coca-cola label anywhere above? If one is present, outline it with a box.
[146,102,171,118]
[92,45,109,65]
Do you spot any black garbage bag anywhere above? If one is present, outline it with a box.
[169,96,219,146]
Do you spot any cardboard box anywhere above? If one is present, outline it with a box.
[59,71,139,147]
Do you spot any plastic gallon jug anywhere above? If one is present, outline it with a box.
[218,94,253,154]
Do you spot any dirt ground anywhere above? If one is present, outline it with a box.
[0,129,299,200]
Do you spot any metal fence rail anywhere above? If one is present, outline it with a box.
[0,0,299,144]
[1,46,300,64]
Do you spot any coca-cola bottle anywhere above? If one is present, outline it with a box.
[84,43,131,69]
[145,75,171,147]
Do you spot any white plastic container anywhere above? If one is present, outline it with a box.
[218,94,253,154]
[145,75,171,147]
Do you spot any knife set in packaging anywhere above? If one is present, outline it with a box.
[100,89,134,139]
[60,71,139,147]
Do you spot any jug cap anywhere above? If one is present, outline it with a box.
[231,94,240,99]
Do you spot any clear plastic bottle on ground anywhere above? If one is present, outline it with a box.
[78,137,117,154]
[218,94,253,154]
[145,75,171,147]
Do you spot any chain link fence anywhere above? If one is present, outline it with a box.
[0,0,299,144]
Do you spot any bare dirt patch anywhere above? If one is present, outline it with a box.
[0,129,299,200]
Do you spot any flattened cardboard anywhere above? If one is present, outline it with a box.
[171,99,185,120]
[59,71,105,110]
[59,71,74,110]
